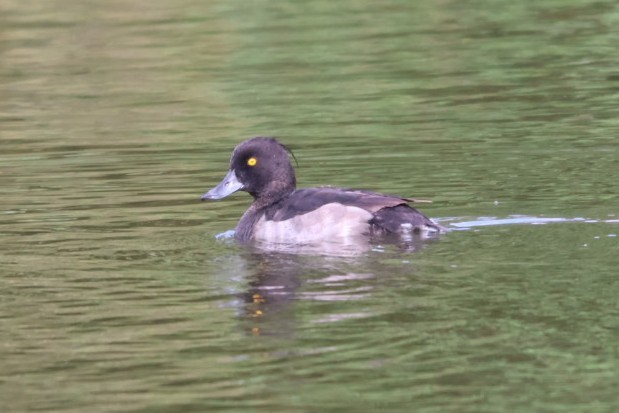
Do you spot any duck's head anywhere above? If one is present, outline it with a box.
[201,137,297,203]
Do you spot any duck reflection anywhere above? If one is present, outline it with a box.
[231,236,438,337]
[239,251,304,337]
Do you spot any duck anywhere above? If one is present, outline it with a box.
[201,137,446,245]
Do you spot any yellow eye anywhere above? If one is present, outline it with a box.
[247,157,257,166]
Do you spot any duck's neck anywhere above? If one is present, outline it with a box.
[251,181,295,209]
[235,204,261,242]
[235,184,295,242]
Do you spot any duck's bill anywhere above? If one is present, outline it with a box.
[201,169,244,200]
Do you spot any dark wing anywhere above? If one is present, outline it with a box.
[266,187,411,221]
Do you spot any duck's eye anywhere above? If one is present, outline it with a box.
[247,157,257,167]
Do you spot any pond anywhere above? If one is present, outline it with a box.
[1,0,618,412]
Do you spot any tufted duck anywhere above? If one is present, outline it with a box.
[201,137,445,245]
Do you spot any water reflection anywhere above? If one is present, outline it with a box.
[217,213,619,338]
[238,252,304,338]
[226,247,418,338]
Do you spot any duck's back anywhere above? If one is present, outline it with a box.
[250,187,440,243]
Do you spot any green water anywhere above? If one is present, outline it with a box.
[2,0,618,412]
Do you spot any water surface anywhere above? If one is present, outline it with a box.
[2,1,619,412]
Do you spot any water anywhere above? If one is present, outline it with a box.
[2,0,619,412]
